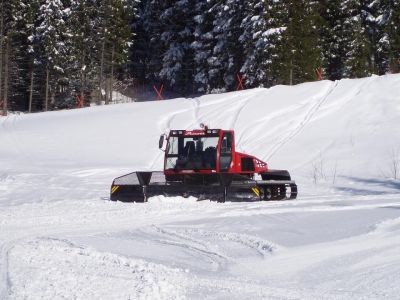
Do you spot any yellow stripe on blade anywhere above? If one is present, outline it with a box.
[111,186,119,194]
[252,187,261,197]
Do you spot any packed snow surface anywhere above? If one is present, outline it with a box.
[1,74,400,299]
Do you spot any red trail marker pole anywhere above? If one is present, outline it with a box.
[236,74,244,91]
[76,95,84,108]
[315,67,324,81]
[153,84,164,100]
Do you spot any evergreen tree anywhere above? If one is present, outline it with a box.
[159,0,196,94]
[209,0,246,91]
[3,0,398,113]
[240,0,268,88]
[343,0,372,78]
[205,1,226,91]
[374,0,392,74]
[105,0,133,102]
[362,0,391,74]
[192,0,216,93]
[10,0,41,111]
[35,0,69,110]
[131,0,166,87]
[271,0,322,85]
[95,0,132,104]
[264,0,288,86]
[319,0,348,80]
[0,0,21,114]
[68,0,100,105]
[388,0,400,72]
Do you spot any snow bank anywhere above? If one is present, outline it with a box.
[1,74,399,179]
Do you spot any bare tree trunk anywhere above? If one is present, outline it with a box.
[99,38,105,104]
[109,78,112,102]
[80,50,85,102]
[106,78,109,104]
[0,8,4,109]
[50,90,55,106]
[99,0,110,105]
[109,78,112,104]
[289,17,293,86]
[110,46,114,104]
[105,76,109,104]
[3,38,9,115]
[45,67,49,111]
[29,69,34,112]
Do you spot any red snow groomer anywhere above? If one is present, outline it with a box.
[110,124,297,202]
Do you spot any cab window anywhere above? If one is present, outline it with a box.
[220,133,232,171]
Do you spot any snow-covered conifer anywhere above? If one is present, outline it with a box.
[319,0,348,80]
[191,0,216,93]
[342,0,372,78]
[270,0,322,85]
[239,0,268,88]
[208,0,246,92]
[159,0,196,94]
[387,0,400,72]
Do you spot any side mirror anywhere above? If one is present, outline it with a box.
[159,135,165,149]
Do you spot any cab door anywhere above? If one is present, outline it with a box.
[219,132,233,171]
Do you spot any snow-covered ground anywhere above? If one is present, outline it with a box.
[1,74,400,299]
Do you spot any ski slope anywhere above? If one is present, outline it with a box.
[1,74,400,299]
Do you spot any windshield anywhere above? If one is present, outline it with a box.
[166,136,219,170]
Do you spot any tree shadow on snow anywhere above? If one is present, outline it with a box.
[335,176,400,196]
[381,206,400,210]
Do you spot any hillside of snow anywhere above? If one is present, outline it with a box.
[1,74,400,299]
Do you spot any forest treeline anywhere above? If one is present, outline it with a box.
[0,0,399,113]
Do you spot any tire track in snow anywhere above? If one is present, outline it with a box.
[185,90,261,130]
[228,89,263,130]
[266,80,339,161]
[283,76,380,173]
[9,237,319,300]
[149,226,229,271]
[0,199,216,299]
[264,77,376,162]
[151,226,278,259]
[234,86,323,151]
[0,236,31,300]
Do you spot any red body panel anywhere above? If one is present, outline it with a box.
[232,152,269,173]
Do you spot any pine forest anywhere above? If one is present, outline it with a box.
[0,0,399,113]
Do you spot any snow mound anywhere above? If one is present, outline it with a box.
[1,74,399,182]
[9,238,187,300]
